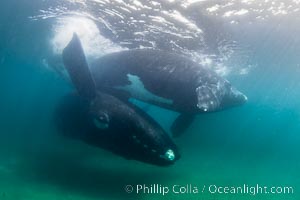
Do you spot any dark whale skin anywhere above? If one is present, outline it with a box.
[58,33,180,166]
[90,49,247,113]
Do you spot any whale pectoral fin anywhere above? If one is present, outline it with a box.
[171,114,195,137]
[62,33,96,100]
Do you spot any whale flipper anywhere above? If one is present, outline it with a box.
[171,114,195,137]
[62,33,96,100]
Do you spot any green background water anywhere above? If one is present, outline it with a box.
[1,1,300,200]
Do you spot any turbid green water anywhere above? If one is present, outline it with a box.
[1,0,300,200]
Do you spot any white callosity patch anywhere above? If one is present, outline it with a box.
[160,149,175,161]
[116,74,173,105]
[195,80,226,112]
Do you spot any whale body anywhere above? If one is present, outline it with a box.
[57,33,180,166]
[89,50,247,114]
[64,33,247,136]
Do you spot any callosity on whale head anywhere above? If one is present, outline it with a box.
[195,75,247,112]
[58,33,179,166]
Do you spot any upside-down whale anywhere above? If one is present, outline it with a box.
[56,33,180,166]
[65,33,247,136]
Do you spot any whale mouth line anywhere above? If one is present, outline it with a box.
[132,135,158,154]
[228,87,248,106]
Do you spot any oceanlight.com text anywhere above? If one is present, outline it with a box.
[207,184,294,195]
[124,184,294,196]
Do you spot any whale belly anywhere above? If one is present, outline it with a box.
[115,74,173,105]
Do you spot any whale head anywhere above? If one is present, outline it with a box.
[91,93,180,166]
[56,93,180,166]
[220,84,248,109]
[196,78,247,112]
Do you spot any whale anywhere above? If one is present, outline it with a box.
[56,33,180,166]
[64,33,247,136]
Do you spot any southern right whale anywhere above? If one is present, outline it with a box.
[57,33,180,166]
[64,34,247,136]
